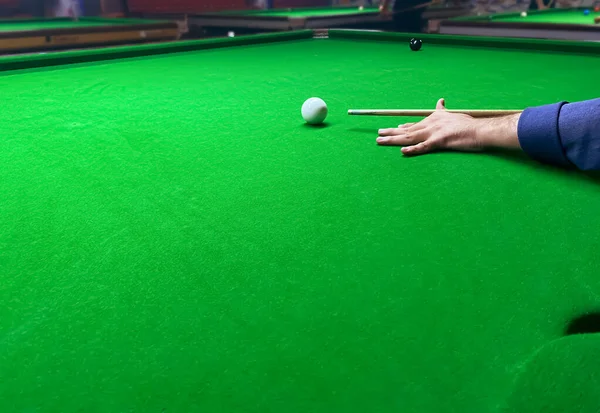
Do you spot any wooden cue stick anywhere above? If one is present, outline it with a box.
[347,109,522,117]
[595,16,600,24]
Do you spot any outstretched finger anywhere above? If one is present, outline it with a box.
[379,122,423,136]
[400,140,438,156]
[377,134,412,146]
[377,128,429,146]
[378,128,403,136]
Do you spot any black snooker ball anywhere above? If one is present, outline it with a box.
[409,38,422,51]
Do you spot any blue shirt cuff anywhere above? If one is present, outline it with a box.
[517,102,571,167]
[558,98,600,171]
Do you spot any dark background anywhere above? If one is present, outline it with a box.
[0,0,335,17]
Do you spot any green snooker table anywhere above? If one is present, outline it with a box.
[0,17,179,53]
[2,30,600,412]
[188,6,391,34]
[440,8,600,40]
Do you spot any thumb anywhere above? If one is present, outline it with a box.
[435,98,445,110]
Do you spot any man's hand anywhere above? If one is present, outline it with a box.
[376,98,522,156]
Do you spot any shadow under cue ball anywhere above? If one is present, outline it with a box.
[302,97,328,125]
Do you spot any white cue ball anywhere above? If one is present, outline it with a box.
[301,97,328,125]
[521,11,527,17]
[359,6,364,10]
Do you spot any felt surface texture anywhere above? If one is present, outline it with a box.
[501,334,600,413]
[1,35,600,412]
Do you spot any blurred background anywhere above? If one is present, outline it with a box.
[1,0,589,20]
[0,0,598,55]
[0,0,122,17]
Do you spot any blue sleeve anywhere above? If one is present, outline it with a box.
[517,98,600,170]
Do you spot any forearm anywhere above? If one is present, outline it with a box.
[474,113,522,150]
